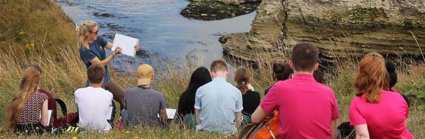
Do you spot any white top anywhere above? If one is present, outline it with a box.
[74,87,113,132]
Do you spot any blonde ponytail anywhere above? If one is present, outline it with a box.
[78,20,98,49]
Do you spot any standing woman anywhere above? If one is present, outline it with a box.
[78,20,141,108]
[7,65,49,135]
[234,67,260,115]
[349,53,413,139]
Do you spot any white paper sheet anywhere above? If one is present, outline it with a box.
[166,108,176,119]
[47,110,53,122]
[112,33,138,57]
[42,110,53,125]
[157,108,177,120]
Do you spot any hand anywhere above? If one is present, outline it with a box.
[113,47,122,55]
[134,41,141,52]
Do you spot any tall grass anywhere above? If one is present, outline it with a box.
[1,41,424,138]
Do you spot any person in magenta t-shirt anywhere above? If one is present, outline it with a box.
[349,53,413,139]
[251,43,339,139]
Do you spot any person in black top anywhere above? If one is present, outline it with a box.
[176,67,212,123]
[234,67,260,115]
[385,60,410,107]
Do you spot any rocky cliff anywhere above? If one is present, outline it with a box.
[221,0,425,65]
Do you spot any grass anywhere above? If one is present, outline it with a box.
[0,0,424,138]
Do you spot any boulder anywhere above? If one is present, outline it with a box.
[182,0,261,20]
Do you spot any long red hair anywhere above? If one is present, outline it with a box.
[354,53,389,103]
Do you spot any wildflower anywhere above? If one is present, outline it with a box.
[19,30,25,35]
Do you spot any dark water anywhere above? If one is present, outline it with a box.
[56,0,255,72]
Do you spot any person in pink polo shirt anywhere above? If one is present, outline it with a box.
[349,53,413,139]
[251,43,339,139]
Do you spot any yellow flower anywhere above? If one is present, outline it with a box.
[30,40,35,48]
[72,136,78,139]
[19,30,25,35]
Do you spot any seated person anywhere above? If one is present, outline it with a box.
[74,64,113,132]
[385,60,410,107]
[234,67,260,115]
[7,64,49,135]
[123,64,167,128]
[176,67,211,128]
[350,53,413,138]
[195,60,243,135]
[264,62,325,95]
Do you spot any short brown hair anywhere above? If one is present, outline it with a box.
[87,64,104,84]
[290,43,319,72]
[210,59,228,73]
[355,53,389,103]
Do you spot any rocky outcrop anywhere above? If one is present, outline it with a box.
[221,0,425,65]
[181,0,261,20]
[191,0,261,5]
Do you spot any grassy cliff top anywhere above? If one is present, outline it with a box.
[0,0,77,57]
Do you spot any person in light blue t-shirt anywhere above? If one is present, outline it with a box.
[194,60,243,135]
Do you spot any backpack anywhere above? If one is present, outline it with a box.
[337,122,355,139]
[238,111,280,139]
[37,89,78,128]
[37,89,67,122]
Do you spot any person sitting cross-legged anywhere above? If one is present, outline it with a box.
[176,67,212,129]
[74,64,113,132]
[251,43,339,139]
[123,64,168,128]
[194,60,243,135]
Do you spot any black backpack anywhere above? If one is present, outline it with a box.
[338,122,355,139]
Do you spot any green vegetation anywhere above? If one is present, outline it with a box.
[0,0,424,138]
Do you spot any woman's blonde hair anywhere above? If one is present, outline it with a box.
[7,65,42,130]
[234,67,252,94]
[78,20,98,48]
[354,53,389,103]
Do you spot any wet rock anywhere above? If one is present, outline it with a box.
[181,1,261,20]
[57,0,80,6]
[221,0,425,66]
[93,12,115,18]
[102,32,115,40]
[137,49,158,59]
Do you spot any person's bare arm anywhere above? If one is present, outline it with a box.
[251,106,268,123]
[331,120,337,139]
[354,124,370,139]
[105,42,113,50]
[90,47,121,66]
[195,109,201,124]
[40,100,49,127]
[235,112,242,129]
[159,108,167,125]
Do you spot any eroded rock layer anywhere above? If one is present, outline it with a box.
[221,0,425,65]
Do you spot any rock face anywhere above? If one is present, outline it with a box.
[221,0,425,65]
[192,0,261,5]
[181,0,261,20]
